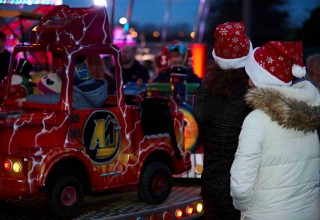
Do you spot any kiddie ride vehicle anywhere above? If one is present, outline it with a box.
[0,5,191,217]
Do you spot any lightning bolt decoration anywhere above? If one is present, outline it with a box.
[0,5,190,200]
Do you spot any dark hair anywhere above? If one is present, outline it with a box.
[0,31,6,42]
[201,61,249,99]
[75,55,86,64]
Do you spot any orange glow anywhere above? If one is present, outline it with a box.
[4,159,12,171]
[190,32,196,39]
[186,206,193,216]
[175,209,183,218]
[179,106,199,152]
[191,44,207,79]
[196,202,204,213]
[153,31,160,38]
[131,31,138,38]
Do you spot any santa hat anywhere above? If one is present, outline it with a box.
[37,73,62,94]
[245,41,306,87]
[212,21,252,69]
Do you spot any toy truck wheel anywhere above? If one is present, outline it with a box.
[47,175,84,217]
[138,162,172,204]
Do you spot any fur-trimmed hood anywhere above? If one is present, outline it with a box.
[245,80,320,132]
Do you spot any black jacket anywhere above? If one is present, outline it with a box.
[0,49,11,82]
[193,87,250,220]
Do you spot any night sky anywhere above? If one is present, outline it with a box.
[0,0,319,34]
[61,0,319,29]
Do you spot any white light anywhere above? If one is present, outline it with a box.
[94,0,107,6]
[119,17,127,25]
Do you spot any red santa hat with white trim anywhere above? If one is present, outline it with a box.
[212,21,253,69]
[245,41,306,87]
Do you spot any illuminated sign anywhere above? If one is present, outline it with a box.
[191,44,207,79]
[0,0,62,5]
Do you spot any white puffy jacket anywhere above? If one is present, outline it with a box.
[231,81,320,220]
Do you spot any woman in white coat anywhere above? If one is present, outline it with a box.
[230,41,320,220]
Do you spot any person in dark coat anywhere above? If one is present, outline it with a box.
[117,45,150,85]
[193,22,252,220]
[0,31,11,83]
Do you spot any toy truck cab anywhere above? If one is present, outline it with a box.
[0,5,191,217]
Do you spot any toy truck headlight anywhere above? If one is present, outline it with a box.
[175,208,183,218]
[185,205,193,216]
[4,159,12,171]
[12,161,22,173]
[3,159,22,173]
[196,202,203,213]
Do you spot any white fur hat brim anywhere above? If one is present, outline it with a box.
[212,41,253,70]
[245,48,292,88]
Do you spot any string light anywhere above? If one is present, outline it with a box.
[0,0,61,5]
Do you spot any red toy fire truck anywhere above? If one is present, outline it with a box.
[0,5,191,217]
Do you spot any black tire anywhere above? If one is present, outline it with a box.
[47,175,84,217]
[138,162,172,204]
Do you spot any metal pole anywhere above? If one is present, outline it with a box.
[19,16,27,59]
[161,0,172,43]
[197,0,209,42]
[125,0,134,33]
[109,0,115,35]
[243,0,251,37]
[19,17,25,43]
[193,0,206,42]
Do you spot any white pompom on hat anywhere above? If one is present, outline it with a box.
[212,21,252,69]
[245,41,306,88]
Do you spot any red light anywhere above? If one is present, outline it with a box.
[186,206,193,216]
[175,208,183,219]
[191,44,206,78]
[4,159,12,171]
